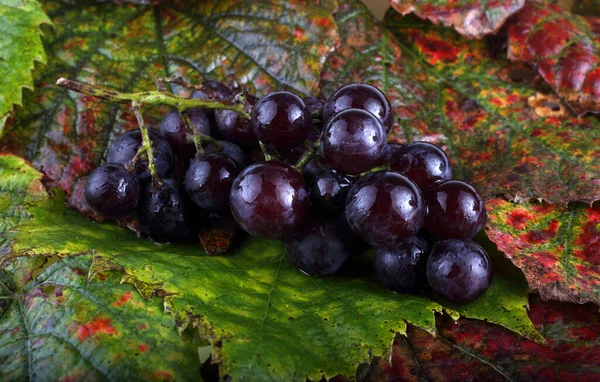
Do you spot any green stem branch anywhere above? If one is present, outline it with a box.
[131,102,162,186]
[56,77,251,119]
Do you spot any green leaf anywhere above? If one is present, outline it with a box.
[2,0,339,211]
[0,255,202,381]
[3,185,542,380]
[0,154,47,248]
[0,0,51,134]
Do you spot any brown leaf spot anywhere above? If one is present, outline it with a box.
[528,93,567,118]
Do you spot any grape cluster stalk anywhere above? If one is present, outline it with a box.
[59,77,492,304]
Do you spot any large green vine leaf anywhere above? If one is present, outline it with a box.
[2,0,339,214]
[0,0,51,134]
[0,255,203,380]
[1,154,542,380]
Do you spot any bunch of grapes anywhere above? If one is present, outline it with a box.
[85,82,492,304]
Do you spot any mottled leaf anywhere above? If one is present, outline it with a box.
[383,16,600,204]
[485,199,600,304]
[365,297,600,381]
[0,255,202,381]
[0,154,47,248]
[506,1,600,116]
[389,0,524,39]
[3,187,542,380]
[1,0,339,214]
[0,0,51,133]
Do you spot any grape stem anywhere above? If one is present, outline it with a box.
[179,112,222,154]
[55,77,251,119]
[259,142,274,161]
[295,149,315,170]
[131,102,163,187]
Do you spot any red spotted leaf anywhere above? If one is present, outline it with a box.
[506,1,600,116]
[390,0,525,39]
[365,297,600,381]
[485,199,600,304]
[383,17,600,204]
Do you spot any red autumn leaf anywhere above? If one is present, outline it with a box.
[366,297,600,381]
[485,199,600,304]
[390,0,525,39]
[506,1,600,116]
[382,18,600,205]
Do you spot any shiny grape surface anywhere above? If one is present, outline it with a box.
[184,153,239,212]
[388,142,452,190]
[85,163,139,219]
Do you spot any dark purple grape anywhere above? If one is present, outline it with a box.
[387,142,452,190]
[190,89,210,100]
[159,110,210,161]
[204,140,245,167]
[303,96,326,116]
[215,105,257,147]
[107,129,174,184]
[302,156,329,184]
[184,153,240,212]
[84,163,139,219]
[251,91,311,150]
[373,235,432,294]
[309,170,353,214]
[424,180,487,240]
[137,179,190,243]
[320,109,386,175]
[202,81,233,100]
[345,171,425,247]
[285,217,353,276]
[426,239,493,303]
[323,83,393,134]
[230,161,309,239]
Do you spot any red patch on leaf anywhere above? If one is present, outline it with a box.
[415,33,460,64]
[75,317,117,341]
[521,220,559,244]
[138,343,150,353]
[113,291,133,307]
[574,211,600,265]
[507,208,535,230]
[154,371,173,380]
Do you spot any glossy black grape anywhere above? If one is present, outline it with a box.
[426,239,493,303]
[285,217,353,276]
[230,161,309,239]
[321,109,386,175]
[215,105,258,147]
[84,163,139,219]
[309,170,353,214]
[345,171,426,246]
[302,156,328,184]
[159,110,210,161]
[424,180,487,240]
[137,179,190,243]
[251,91,311,150]
[323,83,393,134]
[204,140,246,167]
[373,235,432,294]
[107,129,174,184]
[388,142,452,190]
[184,153,240,212]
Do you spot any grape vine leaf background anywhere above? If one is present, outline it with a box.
[0,0,51,134]
[0,0,600,380]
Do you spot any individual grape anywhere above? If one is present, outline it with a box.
[285,216,353,276]
[251,91,311,150]
[159,110,210,161]
[230,161,309,239]
[215,99,258,147]
[373,235,432,294]
[345,171,425,246]
[202,80,233,100]
[107,129,174,184]
[137,179,190,243]
[309,170,353,214]
[84,163,140,219]
[184,153,240,212]
[426,239,493,303]
[190,89,210,100]
[387,142,452,190]
[320,109,386,175]
[204,140,246,167]
[302,156,330,184]
[323,83,393,134]
[424,180,487,240]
